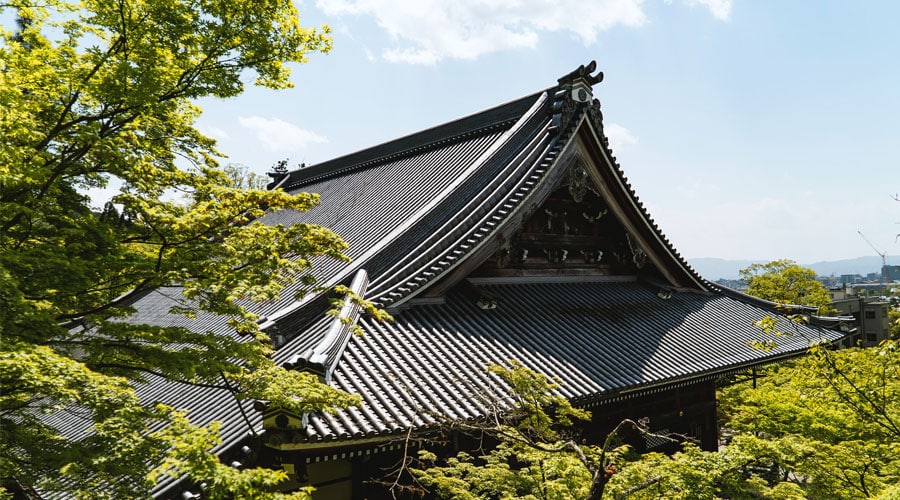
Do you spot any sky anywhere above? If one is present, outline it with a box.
[195,1,896,263]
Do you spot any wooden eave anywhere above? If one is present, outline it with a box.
[387,101,710,310]
[574,116,709,291]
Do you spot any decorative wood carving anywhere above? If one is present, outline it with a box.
[551,61,604,135]
[626,233,648,269]
[567,163,590,203]
[557,60,604,87]
[474,169,654,278]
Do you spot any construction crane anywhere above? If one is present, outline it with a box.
[857,230,887,284]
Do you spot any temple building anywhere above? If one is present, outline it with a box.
[42,63,846,499]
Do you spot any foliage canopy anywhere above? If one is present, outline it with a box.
[414,344,900,499]
[720,343,900,499]
[739,259,834,314]
[0,0,360,497]
[413,360,617,500]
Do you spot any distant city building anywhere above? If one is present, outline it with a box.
[817,275,839,288]
[828,286,849,301]
[831,286,892,347]
[840,274,860,285]
[885,265,900,282]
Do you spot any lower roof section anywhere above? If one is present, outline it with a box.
[295,278,844,445]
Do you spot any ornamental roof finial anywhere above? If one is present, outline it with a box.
[558,60,604,88]
[550,61,604,135]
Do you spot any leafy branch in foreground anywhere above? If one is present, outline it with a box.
[739,259,837,350]
[739,260,835,315]
[412,361,670,500]
[0,0,369,496]
[149,407,313,500]
[720,342,900,499]
[412,348,900,499]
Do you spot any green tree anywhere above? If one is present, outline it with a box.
[412,362,842,500]
[0,1,364,497]
[604,437,812,500]
[720,343,900,498]
[413,360,627,500]
[739,259,835,314]
[889,309,900,340]
[413,349,900,499]
[222,163,271,191]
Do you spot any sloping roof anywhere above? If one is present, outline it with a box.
[250,60,844,449]
[40,62,846,498]
[295,278,842,446]
[257,91,552,317]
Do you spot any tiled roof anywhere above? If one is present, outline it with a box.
[273,92,545,192]
[298,278,843,444]
[37,63,848,498]
[45,82,557,499]
[119,90,549,333]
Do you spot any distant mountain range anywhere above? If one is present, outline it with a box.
[687,256,900,281]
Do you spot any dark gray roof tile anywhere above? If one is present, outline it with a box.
[37,65,850,499]
[296,279,843,443]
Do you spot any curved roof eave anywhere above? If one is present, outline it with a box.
[377,99,714,311]
[261,91,553,328]
[573,113,710,292]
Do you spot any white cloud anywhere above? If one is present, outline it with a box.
[316,0,732,65]
[237,116,328,152]
[316,0,647,65]
[684,0,732,21]
[383,47,441,66]
[676,181,721,199]
[604,123,638,152]
[199,124,229,140]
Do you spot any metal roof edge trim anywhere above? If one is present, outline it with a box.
[711,283,822,314]
[366,93,553,263]
[286,269,369,383]
[375,102,590,308]
[369,119,561,306]
[578,336,845,409]
[270,170,291,191]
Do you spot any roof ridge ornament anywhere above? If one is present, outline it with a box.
[551,61,604,135]
[557,60,604,88]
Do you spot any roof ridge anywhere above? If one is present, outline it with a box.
[361,98,560,306]
[709,282,821,313]
[261,92,553,326]
[274,90,548,191]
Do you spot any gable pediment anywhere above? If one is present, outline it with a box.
[471,162,658,279]
[373,67,706,311]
